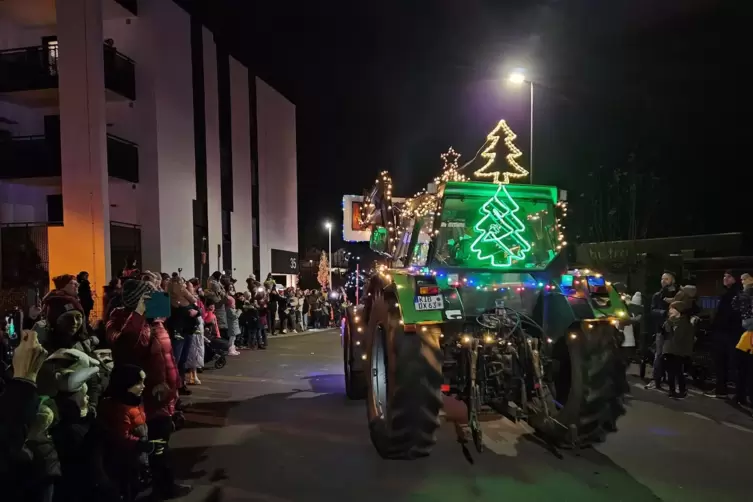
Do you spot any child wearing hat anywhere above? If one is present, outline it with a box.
[99,364,152,501]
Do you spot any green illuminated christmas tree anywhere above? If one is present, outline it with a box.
[470,185,532,267]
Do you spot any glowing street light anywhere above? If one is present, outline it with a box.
[508,69,534,184]
[508,71,526,84]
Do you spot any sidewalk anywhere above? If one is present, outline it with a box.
[266,327,339,339]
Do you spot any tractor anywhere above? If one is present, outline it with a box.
[341,176,630,460]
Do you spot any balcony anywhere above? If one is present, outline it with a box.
[0,44,136,106]
[0,135,59,179]
[0,133,138,183]
[107,134,139,183]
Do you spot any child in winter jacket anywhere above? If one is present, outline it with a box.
[98,364,151,502]
[226,296,241,356]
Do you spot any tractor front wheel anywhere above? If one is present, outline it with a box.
[540,323,629,446]
[365,293,443,459]
[343,309,367,400]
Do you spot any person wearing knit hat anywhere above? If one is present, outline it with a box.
[122,279,154,311]
[41,274,86,352]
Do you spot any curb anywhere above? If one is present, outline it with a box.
[267,328,339,339]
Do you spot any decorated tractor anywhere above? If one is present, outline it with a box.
[341,120,629,460]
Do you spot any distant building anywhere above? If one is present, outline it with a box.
[0,0,299,307]
[576,232,753,302]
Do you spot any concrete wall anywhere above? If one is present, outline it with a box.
[136,0,195,274]
[203,27,223,274]
[102,15,138,58]
[0,181,56,223]
[0,101,48,136]
[255,77,298,281]
[230,57,254,282]
[49,0,110,292]
[0,20,51,50]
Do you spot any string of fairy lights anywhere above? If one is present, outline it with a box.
[355,120,565,267]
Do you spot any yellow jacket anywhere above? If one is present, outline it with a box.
[736,331,753,353]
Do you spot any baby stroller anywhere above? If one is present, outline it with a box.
[204,337,229,369]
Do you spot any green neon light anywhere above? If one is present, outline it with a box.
[469,184,532,268]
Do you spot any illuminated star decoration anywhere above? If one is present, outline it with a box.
[435,147,467,183]
[473,120,529,184]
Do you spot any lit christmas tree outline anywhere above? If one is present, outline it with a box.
[470,184,532,267]
[473,120,529,184]
[317,250,330,288]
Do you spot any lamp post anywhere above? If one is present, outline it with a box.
[325,221,332,289]
[509,69,534,184]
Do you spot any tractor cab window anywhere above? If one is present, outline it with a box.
[432,188,558,270]
[391,214,432,268]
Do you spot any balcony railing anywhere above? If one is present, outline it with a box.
[107,134,139,183]
[104,46,136,100]
[0,47,57,92]
[0,44,136,100]
[0,135,60,179]
[0,133,138,183]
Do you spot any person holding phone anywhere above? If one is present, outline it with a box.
[106,279,190,499]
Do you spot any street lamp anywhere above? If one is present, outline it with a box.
[324,221,332,289]
[508,69,534,184]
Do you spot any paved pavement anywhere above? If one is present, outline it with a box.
[171,330,753,502]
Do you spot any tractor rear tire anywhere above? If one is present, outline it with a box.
[365,293,443,459]
[343,310,367,400]
[544,323,629,446]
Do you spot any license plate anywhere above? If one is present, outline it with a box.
[414,295,444,311]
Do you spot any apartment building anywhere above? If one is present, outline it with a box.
[0,0,299,310]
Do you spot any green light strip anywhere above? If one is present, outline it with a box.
[470,184,532,268]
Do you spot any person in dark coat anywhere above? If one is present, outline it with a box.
[646,271,680,390]
[77,271,95,325]
[662,294,696,399]
[103,277,123,323]
[732,273,753,407]
[704,271,742,398]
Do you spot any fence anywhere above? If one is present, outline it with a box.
[0,223,49,312]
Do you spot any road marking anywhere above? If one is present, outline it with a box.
[721,422,753,434]
[684,411,712,421]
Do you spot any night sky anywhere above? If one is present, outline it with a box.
[182,0,745,253]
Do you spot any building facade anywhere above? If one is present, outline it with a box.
[0,0,299,310]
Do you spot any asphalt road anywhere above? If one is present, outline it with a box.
[172,330,753,502]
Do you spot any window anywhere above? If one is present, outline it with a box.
[43,38,58,76]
